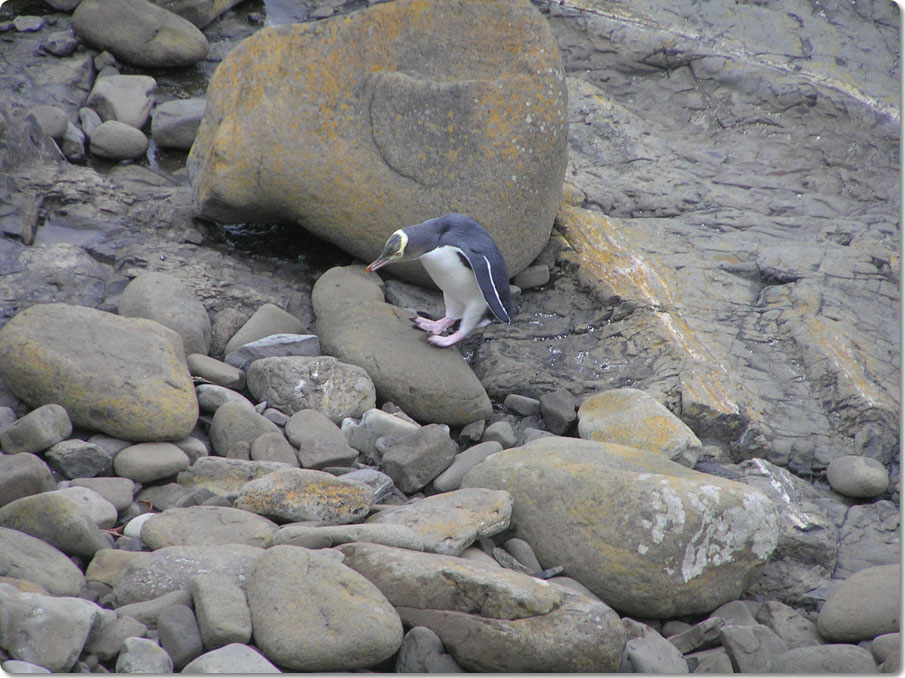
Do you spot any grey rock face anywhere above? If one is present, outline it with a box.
[118,271,211,357]
[833,500,900,579]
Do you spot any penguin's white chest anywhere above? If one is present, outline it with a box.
[419,246,484,308]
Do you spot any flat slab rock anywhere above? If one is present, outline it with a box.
[312,266,492,426]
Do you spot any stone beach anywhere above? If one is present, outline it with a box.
[0,0,899,673]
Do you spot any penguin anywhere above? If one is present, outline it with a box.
[365,213,517,347]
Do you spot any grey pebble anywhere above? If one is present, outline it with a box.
[250,431,299,466]
[396,626,464,673]
[84,615,149,663]
[539,388,577,434]
[481,420,517,448]
[0,453,55,508]
[188,353,246,391]
[287,409,358,469]
[0,403,72,454]
[45,439,112,479]
[381,423,457,494]
[113,442,190,483]
[503,393,541,416]
[196,383,254,414]
[223,304,305,356]
[157,604,203,670]
[826,454,889,498]
[503,537,543,573]
[191,574,254,650]
[432,440,502,493]
[181,643,280,673]
[115,636,173,674]
[224,332,321,372]
[512,264,550,290]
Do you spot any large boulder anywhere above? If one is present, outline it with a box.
[312,267,492,426]
[0,303,198,441]
[187,0,568,283]
[462,436,780,618]
[338,542,626,672]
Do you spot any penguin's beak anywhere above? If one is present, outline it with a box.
[364,256,389,273]
[365,232,405,273]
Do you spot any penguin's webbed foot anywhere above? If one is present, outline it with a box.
[412,315,456,335]
[427,330,467,347]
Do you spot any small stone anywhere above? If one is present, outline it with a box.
[685,647,734,673]
[512,264,550,290]
[28,104,68,138]
[88,120,149,160]
[86,434,131,459]
[45,439,112,479]
[826,455,889,498]
[13,15,43,31]
[503,537,543,573]
[122,512,154,538]
[768,644,877,673]
[70,477,135,512]
[0,403,72,454]
[720,623,788,672]
[224,333,321,372]
[172,436,209,464]
[273,523,425,551]
[157,604,203,670]
[181,643,280,673]
[381,423,457,493]
[337,468,395,503]
[84,614,148,662]
[458,419,485,443]
[42,29,79,56]
[755,600,824,648]
[481,420,517,448]
[285,409,358,469]
[115,636,173,673]
[261,408,289,427]
[0,526,86,596]
[817,565,900,641]
[151,97,206,150]
[208,401,281,457]
[396,626,464,673]
[191,574,253,650]
[78,107,102,137]
[0,453,55,508]
[196,383,254,414]
[538,388,576,434]
[666,617,723,654]
[85,549,146,588]
[188,354,245,390]
[0,492,110,559]
[710,599,758,626]
[625,625,689,673]
[432,441,502,493]
[2,660,51,673]
[226,440,251,459]
[503,393,541,416]
[872,633,901,664]
[140,506,278,549]
[114,589,194,627]
[343,408,420,462]
[87,74,157,128]
[250,432,299,466]
[114,442,190,483]
[60,121,86,163]
[235,467,372,525]
[48,486,118,529]
[224,304,305,356]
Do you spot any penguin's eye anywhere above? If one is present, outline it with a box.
[387,233,404,255]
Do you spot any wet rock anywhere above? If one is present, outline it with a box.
[114,442,190,483]
[366,487,512,556]
[0,492,110,559]
[86,74,157,129]
[157,604,203,670]
[45,439,112,478]
[817,565,900,642]
[112,544,263,606]
[381,423,457,493]
[462,436,779,617]
[0,526,86,596]
[826,455,889,498]
[755,600,824,649]
[396,626,464,673]
[247,545,403,671]
[48,486,117,529]
[0,585,105,672]
[72,0,209,68]
[338,542,625,672]
[246,355,376,423]
[768,644,877,673]
[118,271,211,357]
[191,574,252,650]
[249,431,298,467]
[0,403,71,454]
[0,453,55,507]
[151,97,205,150]
[578,387,702,465]
[223,332,320,372]
[176,456,288,499]
[188,0,567,283]
[223,303,305,356]
[83,615,148,663]
[187,354,245,390]
[433,441,502,493]
[834,500,900,579]
[181,643,280,673]
[208,400,282,457]
[313,266,492,426]
[235,467,372,525]
[115,636,173,673]
[273,523,424,551]
[140,506,278,549]
[285,409,358,469]
[88,120,150,159]
[0,304,198,441]
[720,623,789,672]
[538,388,577,435]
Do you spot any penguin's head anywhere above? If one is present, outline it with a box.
[365,229,409,273]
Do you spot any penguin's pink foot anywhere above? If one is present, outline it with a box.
[427,330,467,347]
[412,316,456,335]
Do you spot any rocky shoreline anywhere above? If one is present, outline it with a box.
[0,0,900,673]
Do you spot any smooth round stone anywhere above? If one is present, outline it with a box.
[208,401,281,457]
[181,643,280,673]
[0,492,110,559]
[114,442,190,483]
[140,506,278,549]
[503,393,541,416]
[188,353,245,390]
[0,453,55,508]
[28,104,68,138]
[768,644,877,673]
[172,435,209,463]
[89,120,149,159]
[86,74,157,128]
[151,97,206,150]
[118,271,212,357]
[123,512,154,538]
[191,574,253,650]
[48,487,118,529]
[432,441,502,493]
[817,565,900,641]
[481,420,517,449]
[250,432,299,467]
[0,403,72,454]
[0,526,86,596]
[512,264,550,290]
[115,636,173,673]
[2,660,51,673]
[826,455,889,498]
[196,383,254,414]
